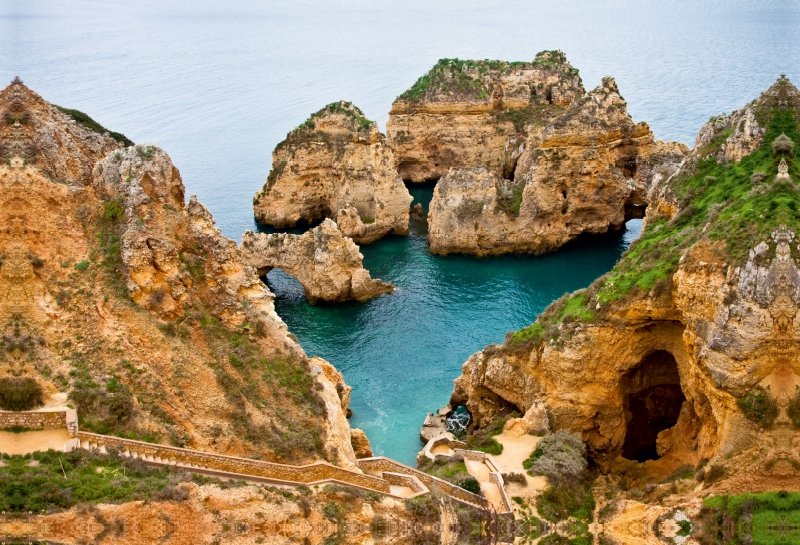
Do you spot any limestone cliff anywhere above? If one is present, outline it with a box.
[252,101,412,244]
[386,51,584,183]
[240,219,393,304]
[450,77,800,489]
[427,78,689,256]
[0,79,359,469]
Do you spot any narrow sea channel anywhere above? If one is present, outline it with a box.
[266,186,642,465]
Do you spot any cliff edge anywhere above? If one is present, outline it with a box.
[450,77,800,492]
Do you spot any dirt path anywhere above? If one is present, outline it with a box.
[0,429,72,455]
[491,430,548,517]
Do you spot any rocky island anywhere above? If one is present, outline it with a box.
[253,101,412,244]
[427,77,689,256]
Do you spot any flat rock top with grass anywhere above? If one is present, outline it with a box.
[451,76,800,494]
[392,51,583,109]
[386,50,586,183]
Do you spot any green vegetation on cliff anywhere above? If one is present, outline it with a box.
[278,100,374,148]
[698,491,800,544]
[52,105,133,147]
[511,77,800,346]
[0,450,201,512]
[396,50,575,103]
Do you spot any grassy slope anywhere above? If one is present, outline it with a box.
[701,491,800,544]
[510,80,800,347]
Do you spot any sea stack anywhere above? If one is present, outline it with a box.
[253,101,412,244]
[386,51,584,183]
[427,77,689,255]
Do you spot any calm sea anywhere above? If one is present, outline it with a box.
[3,0,798,464]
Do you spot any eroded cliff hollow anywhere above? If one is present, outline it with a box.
[0,79,360,469]
[450,77,800,489]
[386,51,584,183]
[240,219,393,304]
[252,101,412,244]
[427,77,689,256]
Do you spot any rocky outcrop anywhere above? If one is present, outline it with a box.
[0,79,364,470]
[253,101,412,244]
[449,77,800,486]
[0,77,125,185]
[428,78,689,256]
[310,358,359,470]
[240,219,393,304]
[350,428,374,458]
[693,104,766,163]
[386,51,584,183]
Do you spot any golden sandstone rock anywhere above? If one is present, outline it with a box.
[240,219,393,304]
[427,77,689,255]
[0,79,359,468]
[451,77,800,493]
[387,51,584,183]
[253,101,412,244]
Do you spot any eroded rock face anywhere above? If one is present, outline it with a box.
[253,101,412,244]
[0,77,123,185]
[449,78,800,487]
[428,78,689,256]
[240,219,393,304]
[0,80,362,469]
[387,51,584,183]
[350,428,374,458]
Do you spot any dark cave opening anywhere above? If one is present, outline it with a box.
[621,350,686,462]
[624,202,647,220]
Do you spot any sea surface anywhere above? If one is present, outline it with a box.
[3,0,799,464]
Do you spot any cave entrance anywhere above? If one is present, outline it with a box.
[621,350,686,462]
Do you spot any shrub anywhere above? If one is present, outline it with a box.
[53,105,134,146]
[155,485,190,502]
[738,386,778,428]
[73,260,90,271]
[536,479,595,524]
[503,472,527,486]
[0,377,44,411]
[772,133,795,156]
[704,464,726,484]
[465,434,503,455]
[457,476,481,495]
[404,494,440,522]
[528,430,587,486]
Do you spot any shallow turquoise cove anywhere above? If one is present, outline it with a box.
[266,188,642,465]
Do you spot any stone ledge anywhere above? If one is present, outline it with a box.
[0,410,77,435]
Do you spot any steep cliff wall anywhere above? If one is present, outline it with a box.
[0,80,359,469]
[450,77,800,487]
[240,219,393,304]
[253,101,412,244]
[427,78,689,256]
[386,51,584,183]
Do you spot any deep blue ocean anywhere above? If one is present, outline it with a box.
[4,0,799,464]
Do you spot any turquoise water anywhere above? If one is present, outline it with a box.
[4,0,799,464]
[266,187,642,465]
